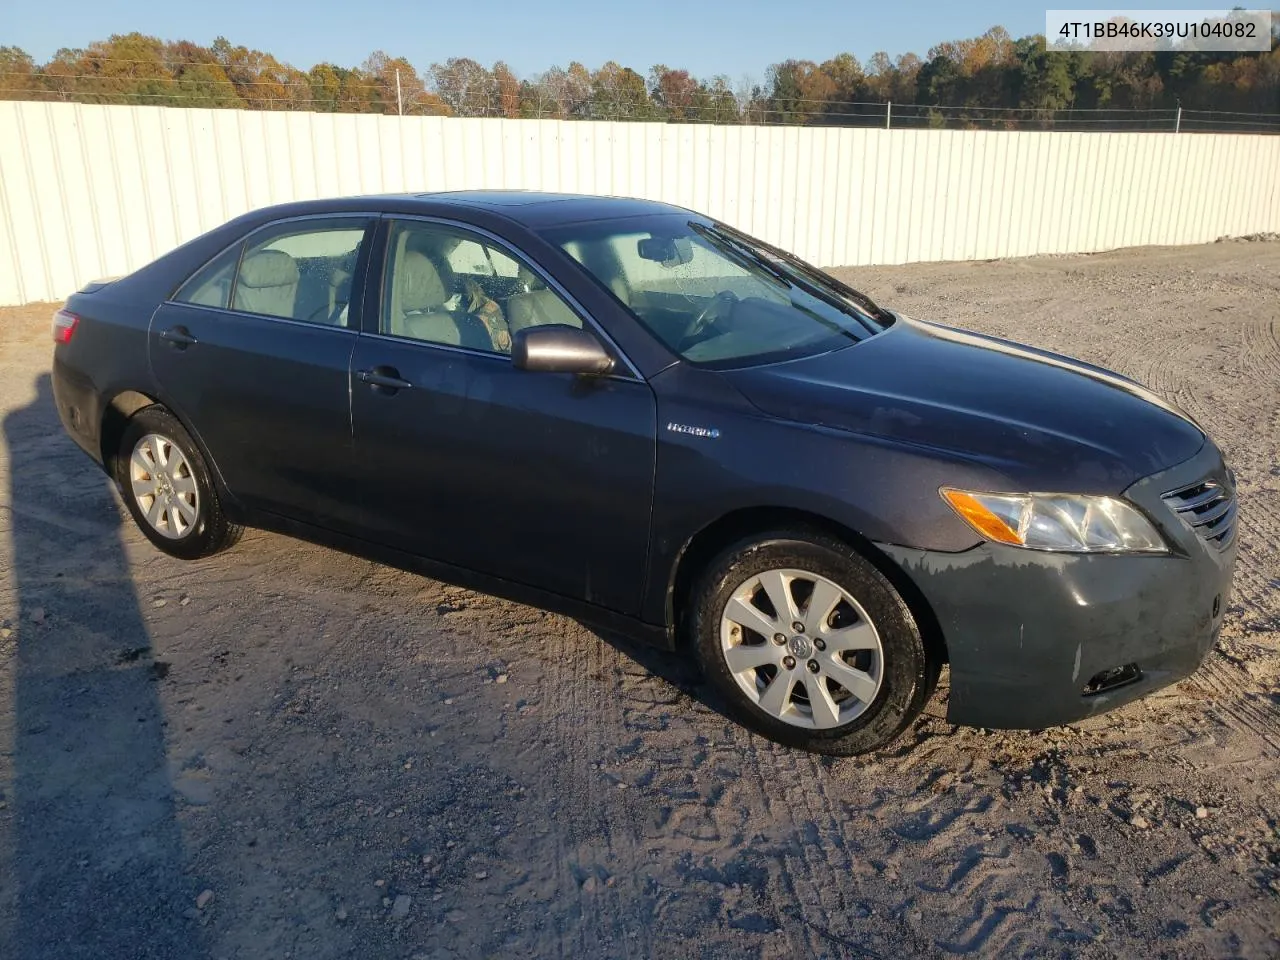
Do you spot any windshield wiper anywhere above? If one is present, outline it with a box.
[693,222,882,334]
[685,224,797,301]
[690,222,792,287]
[710,222,889,324]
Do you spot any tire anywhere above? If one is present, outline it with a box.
[689,528,937,756]
[115,405,242,560]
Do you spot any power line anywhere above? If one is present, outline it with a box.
[3,84,1278,132]
[5,68,1280,119]
[4,93,1275,132]
[1181,107,1280,118]
[5,76,1278,119]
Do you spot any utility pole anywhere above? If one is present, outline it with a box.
[886,101,892,129]
[396,69,403,116]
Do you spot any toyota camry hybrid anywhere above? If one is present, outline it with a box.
[51,191,1239,755]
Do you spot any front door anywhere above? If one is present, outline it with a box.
[349,218,657,614]
[149,216,374,529]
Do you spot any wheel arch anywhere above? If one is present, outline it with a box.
[667,506,948,665]
[100,389,161,475]
[99,390,238,514]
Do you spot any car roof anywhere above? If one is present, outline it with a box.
[405,190,690,228]
[242,191,692,231]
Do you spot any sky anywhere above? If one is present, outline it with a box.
[1,0,1047,80]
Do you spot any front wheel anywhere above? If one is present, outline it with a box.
[116,406,241,559]
[689,530,937,756]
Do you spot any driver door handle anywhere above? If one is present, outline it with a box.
[356,366,413,393]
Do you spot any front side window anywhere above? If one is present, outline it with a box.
[544,215,891,368]
[231,220,369,326]
[381,220,583,355]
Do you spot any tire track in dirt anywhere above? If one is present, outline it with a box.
[534,624,657,959]
[1191,656,1280,755]
[748,745,874,955]
[1240,316,1280,382]
[816,723,1077,958]
[604,660,825,958]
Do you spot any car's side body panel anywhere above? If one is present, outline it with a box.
[348,333,659,614]
[639,362,1003,625]
[148,301,364,529]
[52,289,161,466]
[145,214,379,530]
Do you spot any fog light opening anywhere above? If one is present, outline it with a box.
[1082,663,1142,697]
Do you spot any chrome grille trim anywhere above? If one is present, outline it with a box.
[1191,498,1233,528]
[1175,485,1226,511]
[1161,477,1237,550]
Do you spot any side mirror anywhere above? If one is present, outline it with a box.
[511,325,616,376]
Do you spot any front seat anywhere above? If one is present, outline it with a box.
[326,252,357,326]
[234,250,299,317]
[387,250,493,351]
[506,266,583,335]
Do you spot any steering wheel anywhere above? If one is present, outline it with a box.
[680,291,738,348]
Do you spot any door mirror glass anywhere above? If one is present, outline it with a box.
[512,325,615,376]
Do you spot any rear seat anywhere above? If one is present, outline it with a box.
[233,250,299,318]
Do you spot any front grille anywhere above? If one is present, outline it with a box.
[1162,475,1237,550]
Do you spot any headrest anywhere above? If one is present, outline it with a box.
[239,250,299,289]
[397,251,450,311]
[517,264,546,291]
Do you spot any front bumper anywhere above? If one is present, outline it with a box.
[881,442,1238,730]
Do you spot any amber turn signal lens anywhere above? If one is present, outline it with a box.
[940,488,1022,545]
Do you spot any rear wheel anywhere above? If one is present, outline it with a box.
[116,406,241,559]
[689,529,937,755]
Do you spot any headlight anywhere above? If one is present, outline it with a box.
[940,488,1168,554]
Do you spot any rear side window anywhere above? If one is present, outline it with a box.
[174,246,239,309]
[172,217,371,327]
[232,221,369,326]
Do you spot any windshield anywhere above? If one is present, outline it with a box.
[540,215,892,368]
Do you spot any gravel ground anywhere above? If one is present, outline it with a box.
[0,239,1277,960]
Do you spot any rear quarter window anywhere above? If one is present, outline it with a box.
[173,245,241,309]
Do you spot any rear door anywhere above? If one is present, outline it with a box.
[149,215,374,529]
[348,217,658,614]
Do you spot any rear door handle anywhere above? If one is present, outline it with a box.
[159,326,198,348]
[356,366,413,393]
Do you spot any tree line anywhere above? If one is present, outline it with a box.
[1,26,1277,129]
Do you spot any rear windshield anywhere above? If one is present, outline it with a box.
[539,214,891,368]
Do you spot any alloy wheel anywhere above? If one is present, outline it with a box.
[129,433,200,539]
[719,567,884,729]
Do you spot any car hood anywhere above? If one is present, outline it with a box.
[720,315,1205,493]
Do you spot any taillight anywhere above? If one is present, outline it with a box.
[52,309,79,344]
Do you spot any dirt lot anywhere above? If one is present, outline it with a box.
[0,240,1277,960]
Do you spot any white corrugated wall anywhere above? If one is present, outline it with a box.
[1,100,1278,306]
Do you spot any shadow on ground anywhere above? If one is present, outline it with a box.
[3,374,207,960]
